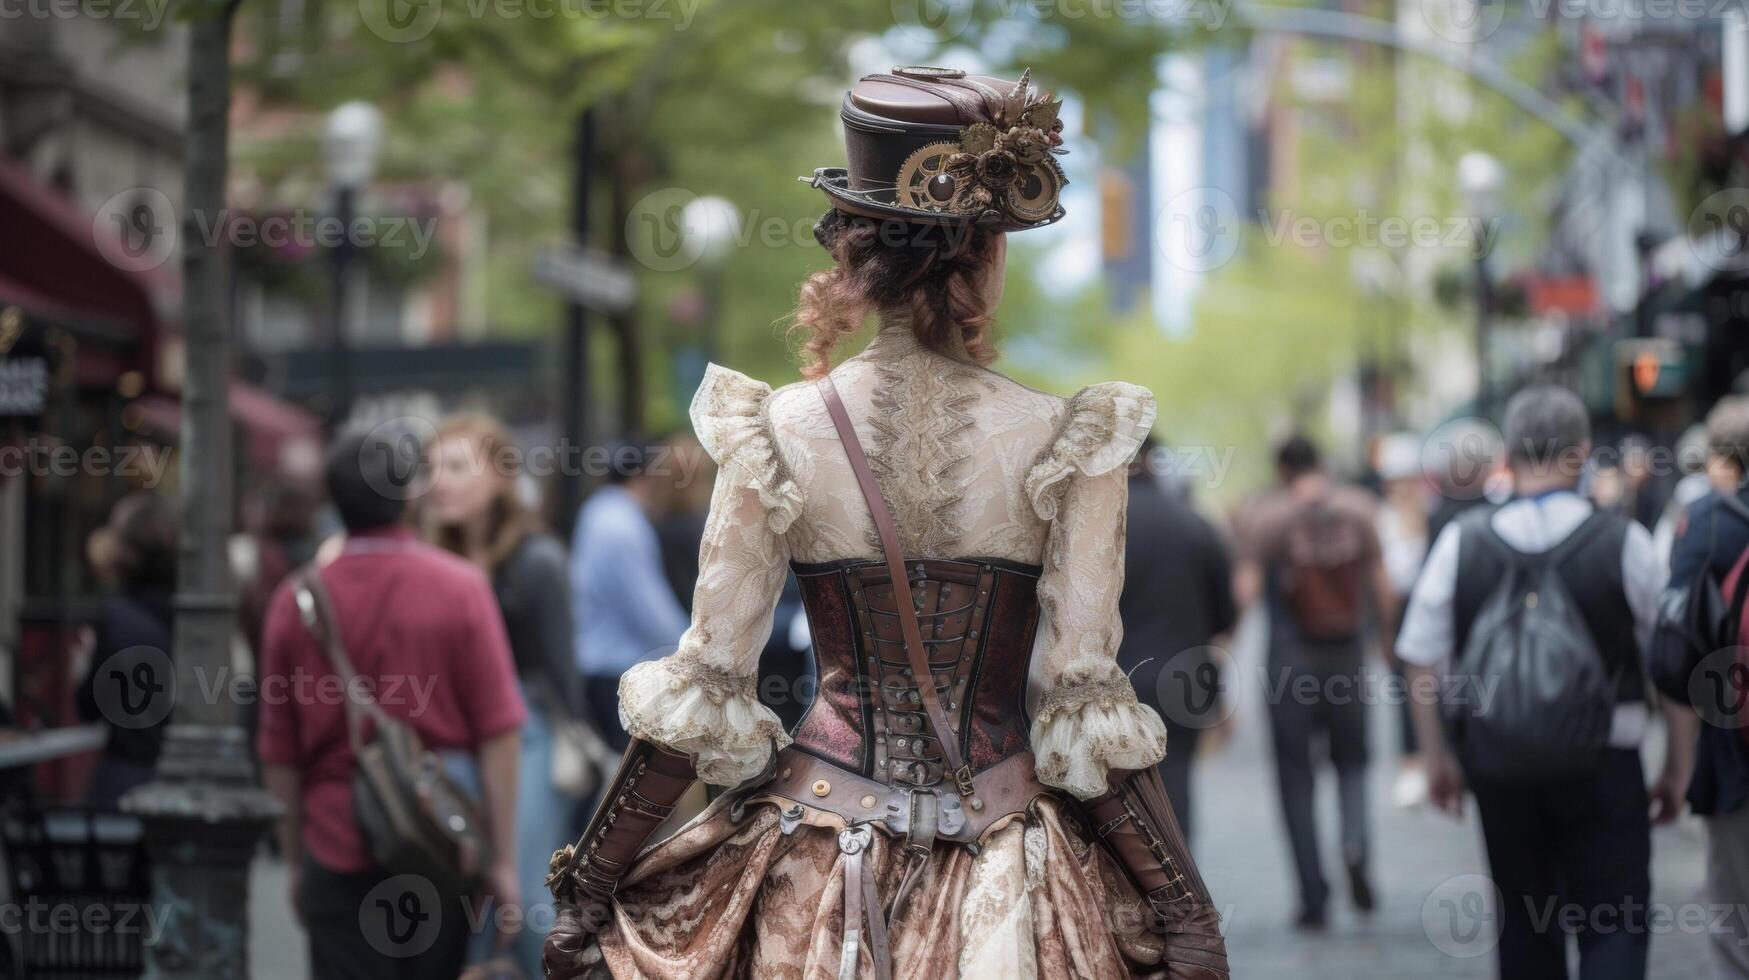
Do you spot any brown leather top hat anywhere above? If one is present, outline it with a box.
[804,66,1068,232]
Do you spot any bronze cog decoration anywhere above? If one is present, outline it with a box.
[890,69,1069,226]
[896,142,966,212]
[1004,161,1064,223]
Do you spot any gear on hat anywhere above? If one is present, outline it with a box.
[803,66,1069,232]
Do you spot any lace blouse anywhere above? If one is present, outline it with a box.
[617,321,1168,799]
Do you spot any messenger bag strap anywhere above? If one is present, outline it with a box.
[816,376,976,798]
[294,569,393,754]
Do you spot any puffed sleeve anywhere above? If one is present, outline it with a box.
[616,364,800,785]
[1025,382,1169,799]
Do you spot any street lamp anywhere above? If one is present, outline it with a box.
[681,195,739,363]
[323,101,383,425]
[1458,150,1504,414]
[121,8,283,978]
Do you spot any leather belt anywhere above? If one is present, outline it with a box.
[748,748,1046,845]
[741,748,1048,980]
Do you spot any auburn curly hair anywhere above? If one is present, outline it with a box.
[789,210,1002,379]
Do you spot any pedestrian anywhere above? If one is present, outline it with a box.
[1119,435,1238,841]
[1374,434,1431,809]
[1236,434,1395,929]
[541,67,1225,979]
[1664,395,1749,978]
[652,432,711,610]
[76,490,177,807]
[257,424,526,980]
[568,436,688,750]
[1619,435,1664,532]
[1400,385,1693,980]
[424,412,588,976]
[1652,424,1713,568]
[1426,418,1502,543]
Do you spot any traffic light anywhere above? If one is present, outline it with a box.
[1614,338,1688,425]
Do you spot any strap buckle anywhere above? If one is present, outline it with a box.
[953,765,976,798]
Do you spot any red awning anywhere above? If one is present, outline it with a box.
[126,380,324,476]
[0,158,178,374]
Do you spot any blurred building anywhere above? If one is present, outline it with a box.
[0,17,188,784]
[224,82,554,450]
[1499,6,1746,447]
[0,15,321,795]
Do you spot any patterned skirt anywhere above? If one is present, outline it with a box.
[580,792,1172,979]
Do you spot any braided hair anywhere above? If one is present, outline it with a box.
[789,210,1001,378]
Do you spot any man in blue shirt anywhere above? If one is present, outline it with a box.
[571,439,690,748]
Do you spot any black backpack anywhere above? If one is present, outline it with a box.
[1441,512,1622,781]
[1649,492,1749,706]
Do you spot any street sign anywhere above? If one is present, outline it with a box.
[534,244,637,314]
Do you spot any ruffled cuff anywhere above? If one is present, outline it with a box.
[1030,662,1168,799]
[690,364,804,534]
[1025,381,1157,521]
[618,657,793,786]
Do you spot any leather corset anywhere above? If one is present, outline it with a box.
[788,555,1041,787]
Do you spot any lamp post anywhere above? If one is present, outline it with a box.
[1458,150,1504,415]
[120,3,283,977]
[323,101,383,426]
[681,195,738,364]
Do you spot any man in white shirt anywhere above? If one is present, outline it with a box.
[1399,385,1694,980]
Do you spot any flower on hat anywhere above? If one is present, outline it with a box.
[885,69,1070,225]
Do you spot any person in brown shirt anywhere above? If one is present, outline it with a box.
[1236,434,1397,931]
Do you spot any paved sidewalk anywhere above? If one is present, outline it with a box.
[249,856,306,980]
[1189,612,1716,979]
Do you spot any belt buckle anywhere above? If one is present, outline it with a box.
[953,764,977,798]
[838,824,874,855]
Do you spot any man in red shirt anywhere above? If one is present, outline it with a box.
[258,425,526,980]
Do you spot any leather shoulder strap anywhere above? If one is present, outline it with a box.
[815,376,976,797]
[294,568,392,752]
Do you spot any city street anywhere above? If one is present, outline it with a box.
[244,609,1719,979]
[7,5,1745,979]
[1193,613,1716,979]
